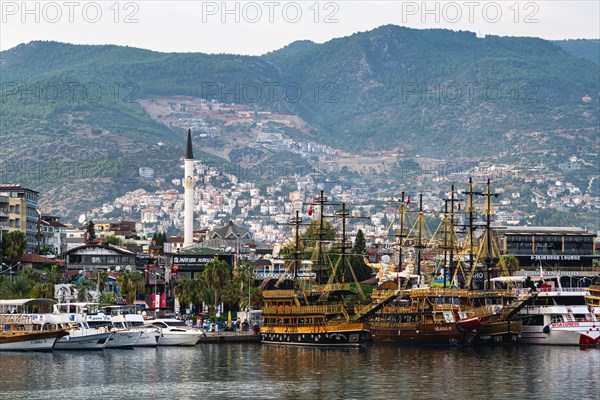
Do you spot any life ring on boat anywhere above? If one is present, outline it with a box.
[449,338,457,345]
[543,325,551,334]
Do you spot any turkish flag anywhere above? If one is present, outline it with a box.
[406,195,410,207]
[308,205,313,216]
[457,202,461,211]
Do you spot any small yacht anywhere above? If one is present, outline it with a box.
[493,274,600,346]
[105,306,160,347]
[54,303,141,349]
[86,311,142,349]
[145,318,204,346]
[47,303,113,350]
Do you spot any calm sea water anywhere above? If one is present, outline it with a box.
[0,344,598,400]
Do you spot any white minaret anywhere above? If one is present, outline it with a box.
[182,129,196,247]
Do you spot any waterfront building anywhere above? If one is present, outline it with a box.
[0,184,39,253]
[63,243,136,272]
[39,215,68,256]
[498,226,598,269]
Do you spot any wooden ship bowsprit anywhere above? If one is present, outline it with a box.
[260,192,371,347]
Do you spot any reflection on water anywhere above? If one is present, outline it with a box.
[0,344,598,400]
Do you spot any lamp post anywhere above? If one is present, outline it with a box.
[1,262,21,282]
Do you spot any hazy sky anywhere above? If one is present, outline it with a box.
[1,1,599,54]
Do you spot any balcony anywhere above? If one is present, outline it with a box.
[0,208,9,217]
[0,195,8,204]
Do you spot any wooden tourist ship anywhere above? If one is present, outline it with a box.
[359,181,527,346]
[261,281,370,347]
[260,193,370,347]
[0,299,72,352]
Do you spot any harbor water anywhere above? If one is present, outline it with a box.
[0,344,598,400]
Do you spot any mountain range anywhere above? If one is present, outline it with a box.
[0,26,598,220]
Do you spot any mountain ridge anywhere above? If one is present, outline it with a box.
[0,26,598,221]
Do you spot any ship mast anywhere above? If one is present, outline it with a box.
[314,190,329,285]
[391,192,408,289]
[463,177,481,289]
[415,194,425,278]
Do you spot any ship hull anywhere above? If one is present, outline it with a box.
[473,320,522,345]
[134,330,160,347]
[521,324,600,346]
[54,332,111,351]
[261,324,369,347]
[369,323,470,346]
[105,331,142,349]
[0,331,64,352]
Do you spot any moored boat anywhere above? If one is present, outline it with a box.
[145,318,204,346]
[0,314,70,352]
[497,275,600,346]
[260,282,370,347]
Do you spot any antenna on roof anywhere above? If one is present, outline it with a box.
[78,214,87,225]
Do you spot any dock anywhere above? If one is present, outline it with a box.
[199,331,261,343]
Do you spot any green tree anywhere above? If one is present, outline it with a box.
[152,232,167,248]
[73,277,95,302]
[30,282,55,299]
[99,291,117,305]
[2,230,27,266]
[105,234,122,246]
[346,229,372,282]
[0,274,34,299]
[86,220,96,242]
[202,258,231,314]
[174,276,203,313]
[116,270,144,305]
[43,264,65,284]
[96,270,109,293]
[352,230,367,255]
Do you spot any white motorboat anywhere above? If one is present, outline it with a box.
[103,306,161,347]
[112,313,160,347]
[493,275,600,346]
[86,312,142,349]
[43,303,114,350]
[145,318,204,346]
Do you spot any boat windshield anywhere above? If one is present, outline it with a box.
[164,321,188,327]
[130,321,144,327]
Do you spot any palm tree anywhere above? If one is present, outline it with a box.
[46,264,65,284]
[116,270,144,305]
[73,277,95,302]
[30,282,55,299]
[99,292,117,305]
[202,258,231,314]
[174,276,203,313]
[2,230,27,266]
[96,270,109,293]
[0,274,34,299]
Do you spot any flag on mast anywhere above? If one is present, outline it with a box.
[308,205,313,216]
